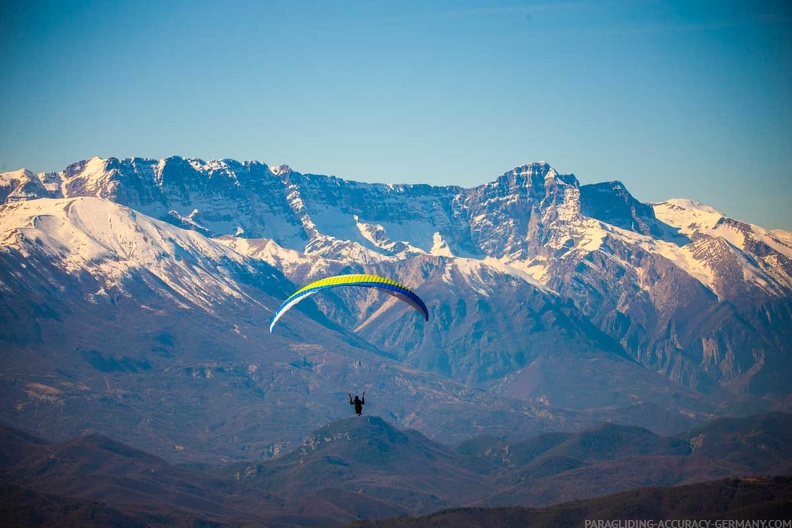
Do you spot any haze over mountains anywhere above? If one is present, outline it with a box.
[0,155,790,467]
[2,412,790,526]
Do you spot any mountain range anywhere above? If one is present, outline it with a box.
[2,412,790,526]
[0,155,790,467]
[349,476,792,528]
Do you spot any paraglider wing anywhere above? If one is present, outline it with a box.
[269,274,429,332]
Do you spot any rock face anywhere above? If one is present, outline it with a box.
[0,156,789,463]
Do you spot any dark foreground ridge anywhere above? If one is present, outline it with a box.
[1,413,791,526]
[343,476,792,528]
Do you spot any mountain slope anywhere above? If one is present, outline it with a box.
[345,476,792,528]
[681,411,792,472]
[221,412,792,514]
[477,412,792,508]
[0,196,606,464]
[1,155,789,464]
[0,483,151,528]
[3,414,790,525]
[12,155,779,399]
[225,416,490,516]
[0,422,341,526]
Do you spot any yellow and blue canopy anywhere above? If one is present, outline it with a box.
[269,274,429,332]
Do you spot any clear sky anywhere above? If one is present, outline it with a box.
[2,0,790,230]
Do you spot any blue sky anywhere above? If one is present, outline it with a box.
[2,0,790,229]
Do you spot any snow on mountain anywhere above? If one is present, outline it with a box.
[654,199,726,232]
[772,229,792,246]
[0,169,59,202]
[5,197,614,463]
[0,197,277,314]
[653,199,792,297]
[655,199,792,260]
[5,154,788,302]
[1,155,790,405]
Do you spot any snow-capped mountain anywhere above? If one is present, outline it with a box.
[0,156,789,462]
[6,196,625,462]
[6,157,788,297]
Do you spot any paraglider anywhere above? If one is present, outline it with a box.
[348,392,365,416]
[269,274,429,332]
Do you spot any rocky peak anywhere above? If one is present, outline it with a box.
[0,169,55,202]
[478,161,574,199]
[579,180,663,237]
[269,164,291,176]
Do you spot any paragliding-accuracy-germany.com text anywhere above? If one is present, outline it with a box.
[584,520,792,528]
